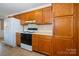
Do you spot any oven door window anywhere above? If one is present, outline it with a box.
[21,33,32,46]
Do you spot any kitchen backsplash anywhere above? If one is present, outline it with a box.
[23,24,53,33]
[38,25,52,32]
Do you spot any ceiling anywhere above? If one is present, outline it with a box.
[0,3,50,17]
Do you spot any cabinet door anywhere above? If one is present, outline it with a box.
[28,11,35,20]
[34,9,43,24]
[16,33,21,46]
[53,38,76,56]
[20,14,26,24]
[78,4,79,56]
[38,35,52,55]
[32,34,38,51]
[54,16,73,38]
[43,6,52,24]
[13,14,25,24]
[24,11,35,21]
[52,16,76,56]
[53,3,73,17]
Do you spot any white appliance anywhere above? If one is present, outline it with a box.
[23,23,38,32]
[21,43,32,51]
[4,18,21,47]
[21,23,38,51]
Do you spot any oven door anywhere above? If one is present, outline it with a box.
[21,33,32,46]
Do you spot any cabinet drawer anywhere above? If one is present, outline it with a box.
[38,35,52,39]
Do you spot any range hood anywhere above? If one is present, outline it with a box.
[25,20,36,24]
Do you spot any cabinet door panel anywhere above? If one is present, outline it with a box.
[16,33,21,46]
[38,36,51,55]
[26,11,35,21]
[43,6,52,24]
[32,35,38,51]
[53,3,73,17]
[34,9,43,24]
[78,4,79,56]
[20,14,26,24]
[53,38,76,56]
[54,16,73,38]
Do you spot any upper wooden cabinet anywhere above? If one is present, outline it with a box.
[13,11,35,24]
[13,6,52,25]
[20,14,26,24]
[53,3,73,17]
[13,14,24,24]
[34,9,43,24]
[25,11,35,21]
[43,6,52,24]
[34,6,52,24]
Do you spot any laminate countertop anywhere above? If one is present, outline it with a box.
[32,32,52,36]
[20,31,53,36]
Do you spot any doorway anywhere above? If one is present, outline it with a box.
[0,19,4,43]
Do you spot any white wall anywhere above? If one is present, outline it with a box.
[0,20,1,30]
[0,19,4,38]
[0,30,4,38]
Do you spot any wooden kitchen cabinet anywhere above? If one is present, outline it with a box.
[13,11,35,24]
[34,7,52,24]
[24,11,35,21]
[34,6,52,24]
[52,15,76,56]
[51,3,77,56]
[54,16,73,38]
[16,33,21,46]
[13,6,53,24]
[53,3,73,17]
[34,9,43,24]
[20,14,26,24]
[38,35,52,55]
[13,14,25,24]
[32,34,38,51]
[13,9,43,24]
[43,6,52,24]
[20,11,35,24]
[27,11,35,20]
[77,4,79,56]
[52,38,76,56]
[32,34,52,55]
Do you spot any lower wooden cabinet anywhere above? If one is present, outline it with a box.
[38,35,52,55]
[32,34,38,51]
[52,38,76,56]
[32,34,77,56]
[32,34,52,55]
[16,33,21,46]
